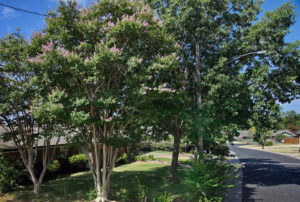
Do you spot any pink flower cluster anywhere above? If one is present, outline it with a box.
[120,14,149,27]
[42,41,53,51]
[28,53,45,63]
[160,88,176,93]
[61,49,70,57]
[110,46,121,53]
[158,83,176,93]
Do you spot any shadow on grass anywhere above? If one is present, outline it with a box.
[4,163,194,202]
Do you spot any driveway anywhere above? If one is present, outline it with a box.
[230,144,300,202]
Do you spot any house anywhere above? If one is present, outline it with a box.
[0,127,79,162]
[296,130,300,137]
[271,130,296,138]
[237,130,249,140]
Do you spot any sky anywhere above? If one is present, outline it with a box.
[0,0,299,113]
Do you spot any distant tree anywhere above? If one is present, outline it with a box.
[286,124,298,134]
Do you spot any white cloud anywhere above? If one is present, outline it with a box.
[1,7,16,18]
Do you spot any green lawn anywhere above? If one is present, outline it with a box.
[0,161,194,202]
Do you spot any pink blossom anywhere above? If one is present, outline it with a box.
[80,41,84,45]
[160,88,176,93]
[84,57,89,62]
[128,6,131,9]
[117,3,121,7]
[129,14,135,22]
[108,21,115,27]
[28,54,45,63]
[176,56,179,60]
[143,22,149,26]
[41,33,45,38]
[138,58,143,63]
[42,41,53,51]
[110,46,121,53]
[61,49,69,57]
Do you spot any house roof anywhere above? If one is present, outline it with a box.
[296,130,300,136]
[272,130,296,137]
[0,127,69,151]
[238,130,249,136]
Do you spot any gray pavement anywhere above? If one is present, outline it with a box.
[230,144,300,202]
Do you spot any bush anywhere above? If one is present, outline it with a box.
[0,152,26,193]
[86,188,98,200]
[185,154,233,201]
[48,160,60,173]
[69,154,88,170]
[209,143,230,157]
[265,141,273,146]
[275,134,284,142]
[155,192,172,202]
[116,153,128,165]
[139,141,190,152]
[136,154,155,161]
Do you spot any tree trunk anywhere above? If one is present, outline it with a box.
[33,182,41,195]
[170,127,181,179]
[195,40,204,155]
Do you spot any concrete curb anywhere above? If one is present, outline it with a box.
[225,151,243,202]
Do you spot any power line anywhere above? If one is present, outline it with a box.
[0,2,49,17]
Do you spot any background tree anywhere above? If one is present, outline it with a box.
[148,0,299,155]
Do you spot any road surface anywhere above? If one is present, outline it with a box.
[230,144,300,202]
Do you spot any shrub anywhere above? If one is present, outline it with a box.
[48,160,60,173]
[69,154,88,170]
[139,141,190,152]
[275,134,284,142]
[155,192,172,202]
[136,154,155,161]
[209,144,230,157]
[0,152,26,193]
[86,188,98,200]
[265,141,273,146]
[185,154,233,201]
[116,153,128,165]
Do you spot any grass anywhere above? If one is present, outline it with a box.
[0,160,194,202]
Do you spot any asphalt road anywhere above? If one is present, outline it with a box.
[230,144,300,202]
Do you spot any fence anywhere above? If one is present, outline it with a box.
[284,137,299,144]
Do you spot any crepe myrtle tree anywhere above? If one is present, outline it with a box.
[148,0,299,155]
[29,1,178,201]
[0,33,65,194]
